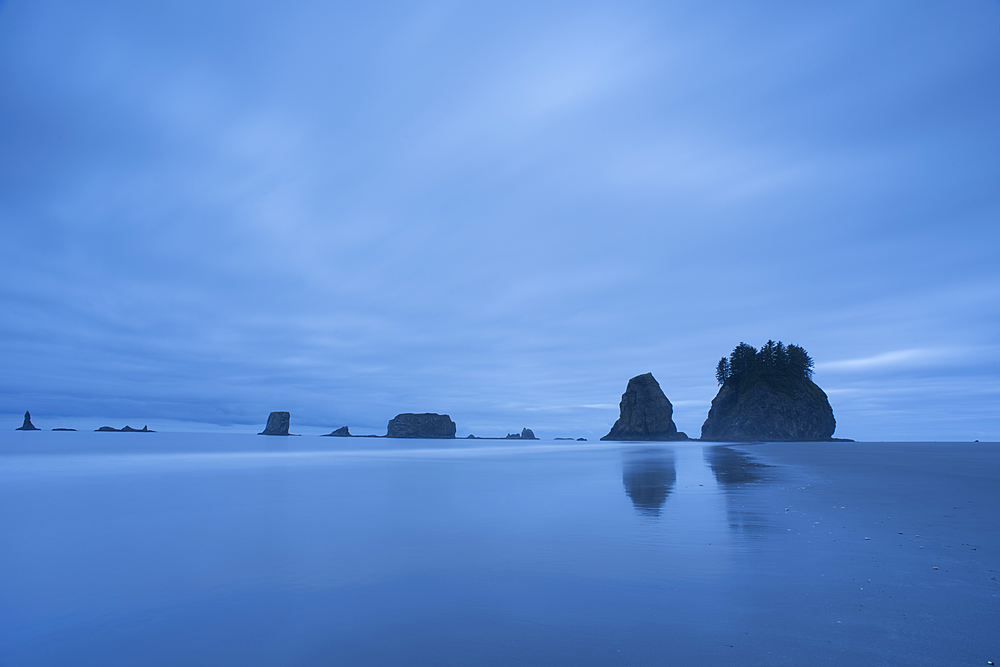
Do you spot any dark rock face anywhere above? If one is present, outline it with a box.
[95,425,154,432]
[700,377,836,441]
[601,373,687,441]
[520,428,537,440]
[16,411,39,430]
[386,413,456,439]
[323,426,351,437]
[259,411,291,436]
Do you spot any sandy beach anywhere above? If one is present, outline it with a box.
[0,434,996,665]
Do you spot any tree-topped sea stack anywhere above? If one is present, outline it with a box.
[601,373,687,441]
[701,341,836,441]
[387,413,456,438]
[259,411,291,436]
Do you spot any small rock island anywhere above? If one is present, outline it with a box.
[387,413,456,438]
[323,426,351,437]
[95,425,154,432]
[259,411,291,436]
[701,341,837,441]
[16,411,39,431]
[601,373,688,441]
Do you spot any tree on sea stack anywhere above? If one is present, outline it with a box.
[701,341,836,441]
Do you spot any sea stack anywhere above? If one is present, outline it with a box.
[601,373,687,441]
[323,426,351,437]
[259,411,291,436]
[386,413,456,439]
[16,411,39,431]
[701,341,836,441]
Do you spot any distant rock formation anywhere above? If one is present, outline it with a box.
[16,411,39,430]
[323,426,351,437]
[52,428,76,431]
[700,378,836,441]
[601,373,688,441]
[520,428,537,440]
[577,438,587,441]
[95,425,154,432]
[259,411,291,436]
[386,413,456,439]
[702,340,838,441]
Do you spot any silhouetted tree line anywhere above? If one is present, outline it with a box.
[716,340,814,386]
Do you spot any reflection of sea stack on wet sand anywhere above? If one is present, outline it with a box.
[259,412,291,436]
[16,411,39,430]
[621,449,676,515]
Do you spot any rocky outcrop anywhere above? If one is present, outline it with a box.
[700,377,836,441]
[386,413,456,439]
[259,411,291,436]
[520,428,537,440]
[323,426,351,437]
[16,411,39,430]
[95,425,154,432]
[601,373,688,441]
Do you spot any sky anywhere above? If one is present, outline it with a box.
[1,0,998,440]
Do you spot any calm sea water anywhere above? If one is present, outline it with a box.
[1,433,996,666]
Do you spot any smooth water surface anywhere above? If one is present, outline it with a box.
[1,433,997,665]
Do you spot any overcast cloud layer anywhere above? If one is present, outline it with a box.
[1,1,998,440]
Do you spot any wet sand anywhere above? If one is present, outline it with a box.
[0,435,996,665]
[718,441,1000,665]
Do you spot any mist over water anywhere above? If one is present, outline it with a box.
[1,433,996,665]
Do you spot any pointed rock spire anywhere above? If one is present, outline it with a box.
[16,411,39,431]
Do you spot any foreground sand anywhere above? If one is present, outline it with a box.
[725,440,999,664]
[0,435,996,665]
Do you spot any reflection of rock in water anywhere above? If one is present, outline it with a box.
[705,446,772,488]
[622,450,676,516]
[705,446,774,537]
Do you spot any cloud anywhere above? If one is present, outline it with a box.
[0,1,998,441]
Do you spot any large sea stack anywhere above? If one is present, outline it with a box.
[601,373,687,441]
[16,411,39,430]
[386,413,456,439]
[701,341,836,441]
[259,411,291,436]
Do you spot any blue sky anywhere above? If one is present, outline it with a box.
[1,1,998,440]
